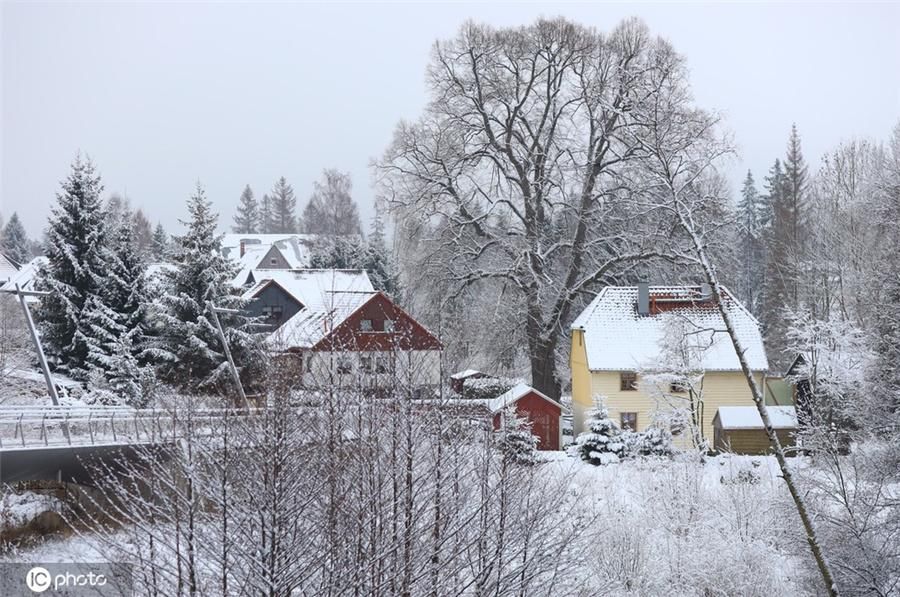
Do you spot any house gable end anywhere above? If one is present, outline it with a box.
[313,293,442,352]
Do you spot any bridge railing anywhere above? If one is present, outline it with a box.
[0,406,250,449]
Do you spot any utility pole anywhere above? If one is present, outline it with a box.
[1,284,59,406]
[207,302,250,410]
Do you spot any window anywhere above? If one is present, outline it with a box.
[360,355,373,373]
[375,355,394,374]
[269,258,277,265]
[261,305,284,322]
[337,358,353,375]
[383,319,394,333]
[620,412,638,431]
[620,371,637,391]
[360,319,373,332]
[670,381,688,394]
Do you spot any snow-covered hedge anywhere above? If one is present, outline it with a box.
[461,376,522,400]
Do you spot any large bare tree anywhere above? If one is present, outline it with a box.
[375,18,692,398]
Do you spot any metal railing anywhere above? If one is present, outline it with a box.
[0,406,245,449]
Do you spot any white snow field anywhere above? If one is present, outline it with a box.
[1,452,815,596]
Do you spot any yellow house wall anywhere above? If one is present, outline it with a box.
[570,329,593,434]
[570,332,765,446]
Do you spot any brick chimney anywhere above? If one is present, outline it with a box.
[239,240,246,258]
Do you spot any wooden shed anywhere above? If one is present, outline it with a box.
[484,384,563,451]
[713,406,797,455]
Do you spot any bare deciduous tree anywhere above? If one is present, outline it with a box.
[375,18,695,399]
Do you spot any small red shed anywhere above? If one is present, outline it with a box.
[485,383,563,451]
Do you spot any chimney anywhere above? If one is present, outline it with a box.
[700,283,713,301]
[239,240,246,258]
[637,282,650,316]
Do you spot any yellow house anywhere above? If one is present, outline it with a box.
[570,284,769,447]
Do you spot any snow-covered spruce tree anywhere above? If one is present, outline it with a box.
[1,212,30,265]
[85,218,154,406]
[152,184,266,395]
[151,222,168,260]
[576,399,625,465]
[232,184,259,234]
[35,155,109,378]
[259,193,273,234]
[268,177,297,234]
[495,407,538,465]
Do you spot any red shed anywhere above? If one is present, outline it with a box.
[485,383,563,450]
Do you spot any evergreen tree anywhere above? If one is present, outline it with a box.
[232,184,260,234]
[575,399,625,465]
[85,217,152,406]
[736,171,764,314]
[762,127,811,368]
[269,177,297,234]
[259,194,273,234]
[301,169,361,236]
[153,184,265,394]
[495,407,538,465]
[784,124,809,257]
[151,223,168,260]
[1,212,30,265]
[36,155,109,378]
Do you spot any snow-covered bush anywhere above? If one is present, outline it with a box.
[576,399,625,465]
[634,425,675,457]
[462,376,521,400]
[495,407,538,465]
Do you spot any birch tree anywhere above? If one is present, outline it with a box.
[636,77,841,595]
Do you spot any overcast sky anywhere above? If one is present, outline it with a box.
[2,1,899,238]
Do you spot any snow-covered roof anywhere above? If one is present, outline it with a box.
[244,269,376,349]
[481,383,562,413]
[0,252,19,282]
[715,406,797,430]
[450,369,483,380]
[571,286,768,372]
[222,233,316,264]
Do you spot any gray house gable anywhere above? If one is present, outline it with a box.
[246,281,304,328]
[259,245,292,269]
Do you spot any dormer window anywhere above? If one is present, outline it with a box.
[360,319,373,332]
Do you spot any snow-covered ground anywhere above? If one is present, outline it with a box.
[1,452,816,595]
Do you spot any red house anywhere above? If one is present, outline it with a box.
[483,383,563,450]
[245,269,442,390]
